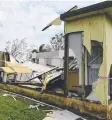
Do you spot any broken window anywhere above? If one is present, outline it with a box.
[5,52,10,62]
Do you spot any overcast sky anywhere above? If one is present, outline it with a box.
[0,0,105,50]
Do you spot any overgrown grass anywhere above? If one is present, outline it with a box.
[0,91,46,120]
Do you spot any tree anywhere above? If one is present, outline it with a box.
[26,45,38,61]
[50,33,64,51]
[5,38,28,62]
[39,44,51,52]
[39,44,45,52]
[32,49,38,53]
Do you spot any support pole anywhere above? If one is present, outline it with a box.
[64,34,69,96]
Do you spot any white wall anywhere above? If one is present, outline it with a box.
[39,58,46,66]
[38,58,63,67]
[50,58,63,67]
[32,52,37,59]
[37,49,75,67]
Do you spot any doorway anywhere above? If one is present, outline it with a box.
[67,32,83,95]
[87,40,103,85]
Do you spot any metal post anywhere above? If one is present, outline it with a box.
[64,34,69,96]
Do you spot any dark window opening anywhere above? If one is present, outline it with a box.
[5,52,10,61]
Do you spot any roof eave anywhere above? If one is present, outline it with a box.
[60,1,112,21]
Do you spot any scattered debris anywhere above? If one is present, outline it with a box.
[3,93,17,101]
[43,110,59,112]
[68,92,78,97]
[29,105,39,111]
[55,88,64,94]
[20,85,42,89]
[43,110,86,120]
[29,103,45,111]
[3,93,9,97]
[12,96,17,101]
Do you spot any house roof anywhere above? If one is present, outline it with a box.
[60,1,112,21]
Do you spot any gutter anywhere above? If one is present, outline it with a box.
[60,1,112,21]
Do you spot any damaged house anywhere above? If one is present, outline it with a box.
[42,1,112,107]
[0,1,112,119]
[31,49,75,67]
[0,51,32,83]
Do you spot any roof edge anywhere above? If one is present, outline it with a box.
[60,1,112,21]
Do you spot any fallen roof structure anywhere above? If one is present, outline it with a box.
[5,62,32,74]
[23,61,52,74]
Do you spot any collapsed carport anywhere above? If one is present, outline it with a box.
[0,62,32,83]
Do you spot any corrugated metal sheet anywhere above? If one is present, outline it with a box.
[23,61,52,73]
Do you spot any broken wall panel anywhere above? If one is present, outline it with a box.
[65,14,109,105]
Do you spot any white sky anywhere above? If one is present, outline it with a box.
[0,0,105,50]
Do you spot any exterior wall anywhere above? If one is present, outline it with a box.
[39,58,46,66]
[105,15,112,105]
[65,14,109,105]
[35,50,74,67]
[50,58,63,67]
[36,51,59,59]
[65,14,104,52]
[32,52,37,59]
[39,58,63,67]
[59,49,75,58]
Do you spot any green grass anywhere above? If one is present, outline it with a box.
[0,91,46,120]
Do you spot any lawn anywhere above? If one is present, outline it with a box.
[0,90,46,120]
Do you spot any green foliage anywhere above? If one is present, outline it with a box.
[50,33,64,51]
[39,44,51,52]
